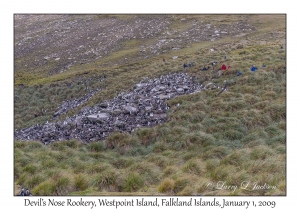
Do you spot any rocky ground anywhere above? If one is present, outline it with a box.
[14,15,255,75]
[14,72,224,144]
[14,14,255,144]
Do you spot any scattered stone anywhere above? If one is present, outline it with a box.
[123,105,137,113]
[176,88,184,92]
[14,73,208,144]
[15,15,255,76]
[99,103,108,108]
[87,113,109,123]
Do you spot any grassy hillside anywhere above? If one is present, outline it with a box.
[14,14,286,196]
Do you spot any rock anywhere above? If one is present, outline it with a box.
[123,105,137,113]
[167,93,175,99]
[182,85,189,90]
[53,111,61,117]
[123,93,132,98]
[152,113,167,119]
[158,86,166,91]
[99,103,108,108]
[101,108,113,113]
[176,88,184,92]
[87,113,110,123]
[151,87,159,92]
[111,109,122,115]
[134,83,147,90]
[74,116,82,124]
[114,120,125,128]
[15,73,210,143]
[158,94,169,100]
[145,106,152,111]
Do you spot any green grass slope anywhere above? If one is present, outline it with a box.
[14,14,286,196]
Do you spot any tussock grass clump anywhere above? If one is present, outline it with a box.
[245,139,266,148]
[129,161,160,185]
[221,150,248,166]
[266,134,286,146]
[74,174,89,191]
[105,132,139,150]
[111,157,134,169]
[14,163,22,180]
[50,151,69,165]
[72,161,87,174]
[87,152,106,159]
[198,133,216,147]
[246,159,284,175]
[60,139,81,149]
[23,141,44,151]
[223,129,244,140]
[276,145,286,154]
[135,127,158,146]
[30,171,72,196]
[209,165,236,181]
[16,172,31,186]
[124,145,152,156]
[146,155,170,168]
[224,100,248,112]
[226,170,251,187]
[122,173,144,192]
[264,104,286,121]
[158,178,175,194]
[91,169,122,191]
[26,174,45,189]
[178,186,196,195]
[41,159,56,170]
[202,146,231,160]
[249,146,274,160]
[277,180,286,193]
[196,178,211,194]
[163,166,179,177]
[50,141,68,151]
[14,141,28,149]
[183,151,199,161]
[32,180,56,196]
[23,163,38,174]
[264,124,283,138]
[253,101,269,109]
[205,158,220,171]
[51,172,73,195]
[86,163,110,174]
[15,155,31,167]
[152,141,167,153]
[181,159,202,175]
[87,141,106,152]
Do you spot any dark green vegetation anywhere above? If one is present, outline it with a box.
[14,14,286,195]
[14,75,105,129]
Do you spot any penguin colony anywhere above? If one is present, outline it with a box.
[14,73,214,144]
